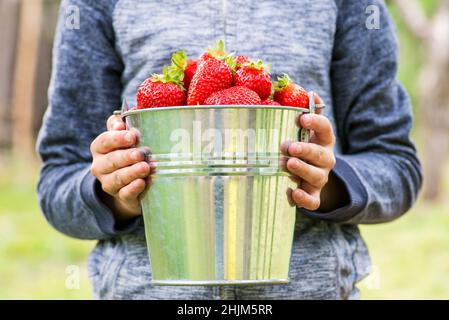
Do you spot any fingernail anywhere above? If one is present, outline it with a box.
[140,162,150,172]
[130,128,141,143]
[131,150,141,161]
[125,132,134,143]
[302,115,311,126]
[294,158,301,168]
[292,143,301,154]
[294,189,303,200]
[289,158,300,169]
[281,141,292,153]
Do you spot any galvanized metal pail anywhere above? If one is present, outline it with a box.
[124,105,307,285]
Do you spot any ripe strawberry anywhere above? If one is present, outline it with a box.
[234,55,250,69]
[233,60,271,100]
[261,98,281,106]
[199,52,213,62]
[204,86,261,105]
[137,67,185,109]
[183,59,198,90]
[273,74,309,108]
[187,57,233,105]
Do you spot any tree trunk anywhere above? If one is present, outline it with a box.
[0,0,20,151]
[11,0,43,160]
[420,2,449,200]
[33,0,60,138]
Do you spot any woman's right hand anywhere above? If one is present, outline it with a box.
[90,115,154,223]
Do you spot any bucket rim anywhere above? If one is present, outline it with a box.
[122,104,325,117]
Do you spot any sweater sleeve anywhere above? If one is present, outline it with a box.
[37,0,140,239]
[299,0,422,224]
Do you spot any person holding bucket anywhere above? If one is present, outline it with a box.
[37,0,422,299]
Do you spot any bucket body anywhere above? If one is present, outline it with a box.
[124,106,306,285]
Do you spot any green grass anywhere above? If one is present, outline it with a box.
[0,162,94,299]
[359,199,449,299]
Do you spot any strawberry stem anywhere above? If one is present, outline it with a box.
[273,73,292,92]
[242,59,270,73]
[171,50,188,70]
[207,40,227,59]
[225,55,237,74]
[152,66,186,91]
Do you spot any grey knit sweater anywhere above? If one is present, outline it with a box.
[37,0,422,299]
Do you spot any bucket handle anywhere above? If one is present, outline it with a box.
[299,91,325,143]
[113,98,130,128]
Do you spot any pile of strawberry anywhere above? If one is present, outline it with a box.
[136,41,323,109]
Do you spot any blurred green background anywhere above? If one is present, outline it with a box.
[0,0,448,299]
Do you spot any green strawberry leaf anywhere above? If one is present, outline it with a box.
[273,73,291,92]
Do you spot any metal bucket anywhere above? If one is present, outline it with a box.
[124,105,307,285]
